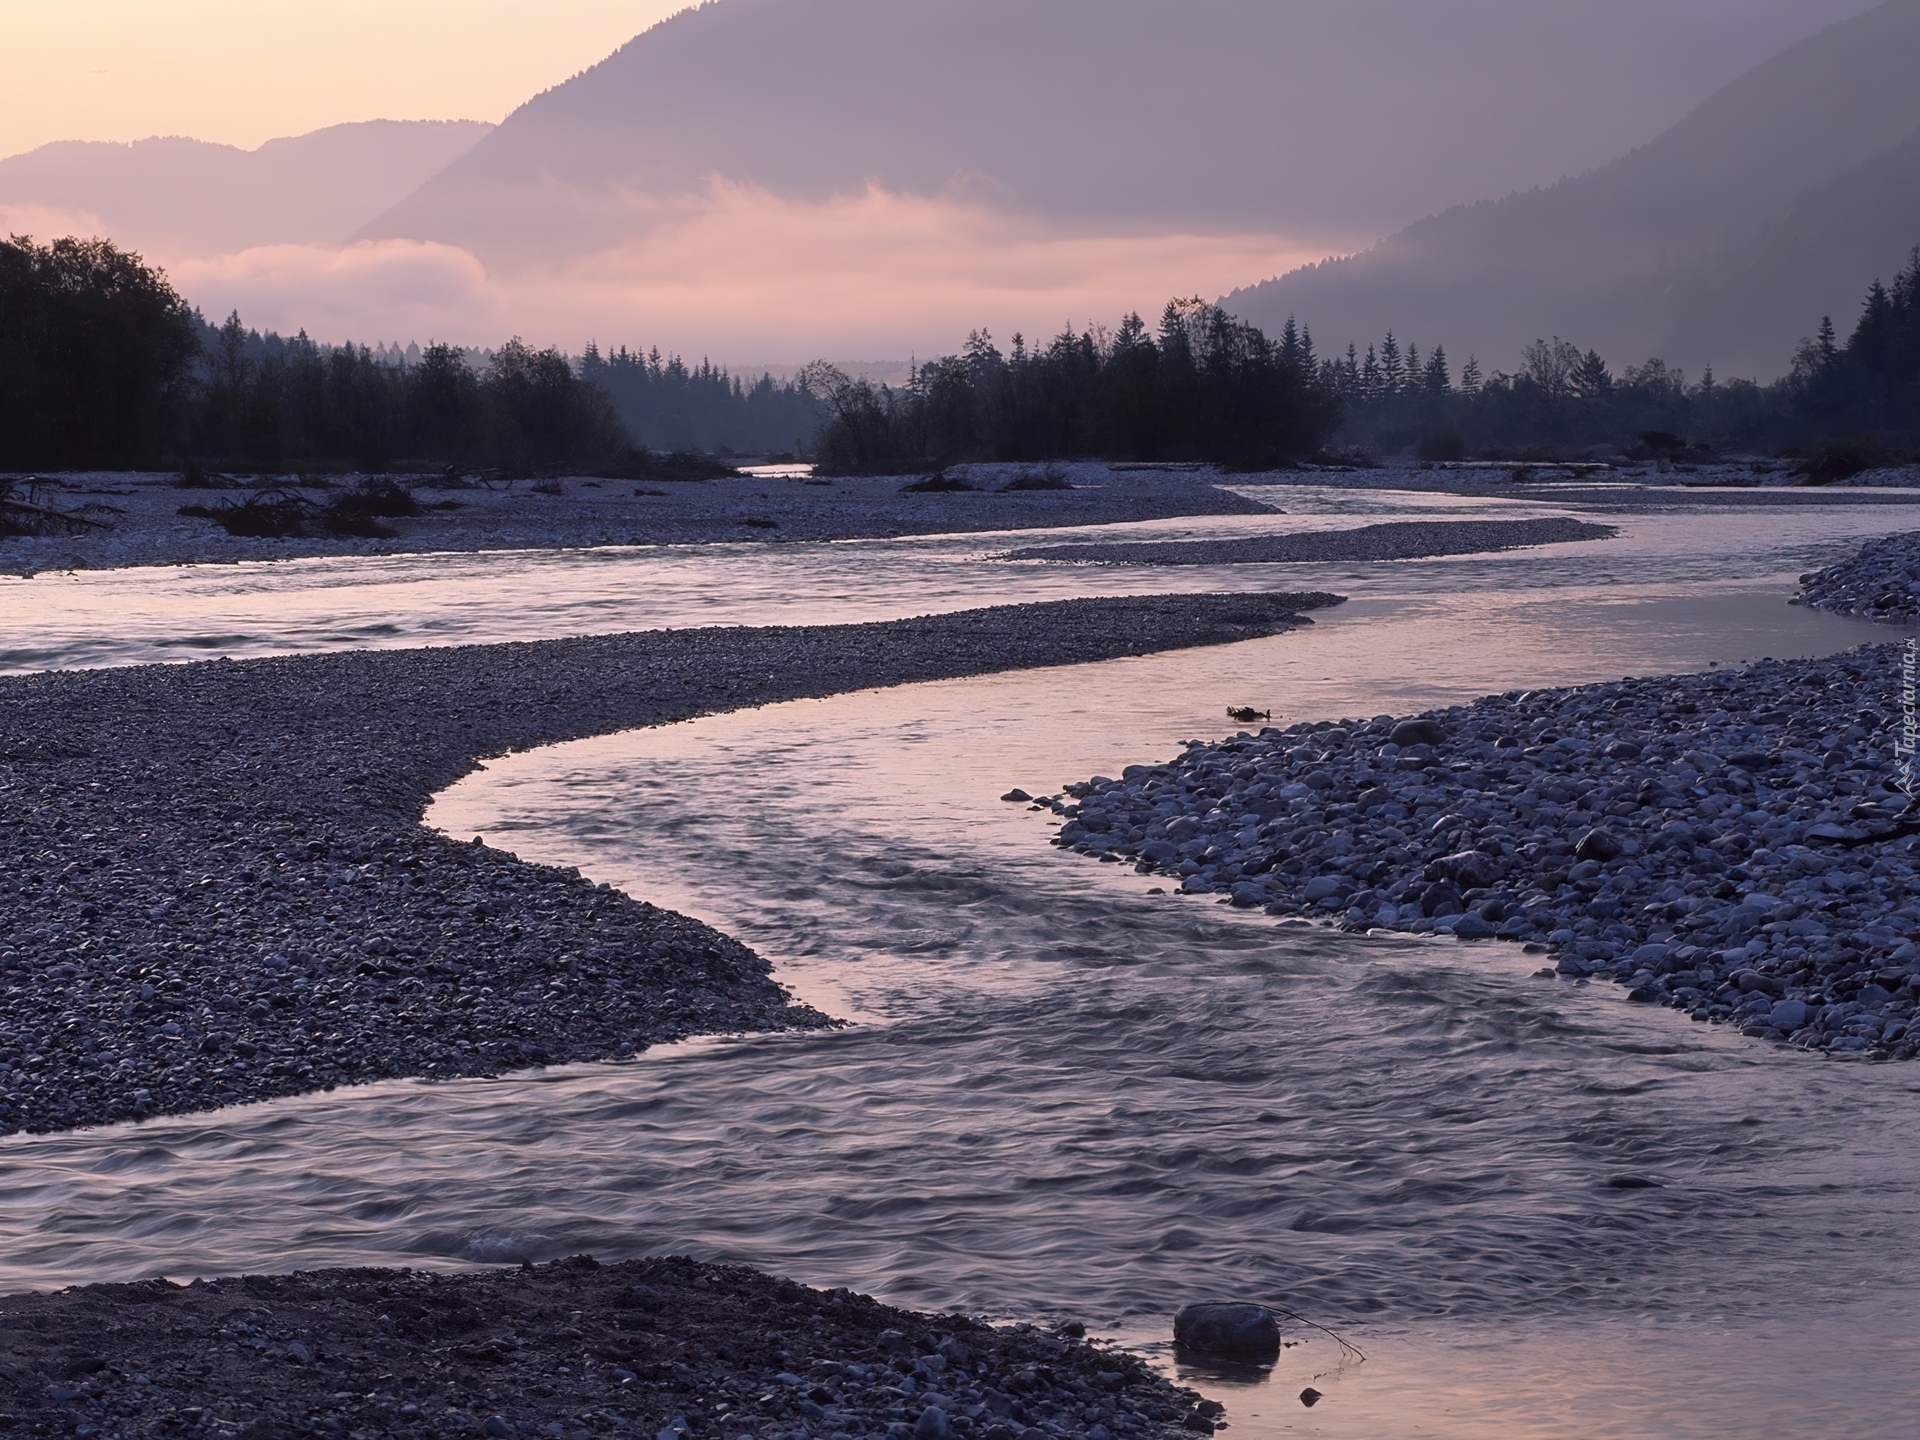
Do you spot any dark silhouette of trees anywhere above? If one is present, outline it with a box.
[1318,249,1920,457]
[0,235,198,467]
[1791,244,1920,435]
[580,345,821,454]
[802,300,1341,472]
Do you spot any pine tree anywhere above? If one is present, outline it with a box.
[1279,315,1302,370]
[1405,342,1422,394]
[1460,355,1482,397]
[1379,332,1403,395]
[1815,316,1839,369]
[1572,348,1612,399]
[1425,345,1451,395]
[1361,344,1382,402]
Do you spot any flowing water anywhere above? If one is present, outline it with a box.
[3,492,1919,1438]
[3,485,1915,674]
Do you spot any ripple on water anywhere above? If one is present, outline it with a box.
[4,509,1920,1436]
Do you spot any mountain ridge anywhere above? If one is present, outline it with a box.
[1223,0,1920,378]
[0,119,493,258]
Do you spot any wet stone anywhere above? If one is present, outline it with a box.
[1051,637,1920,1060]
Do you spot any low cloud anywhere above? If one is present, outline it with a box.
[0,201,109,243]
[158,180,1337,361]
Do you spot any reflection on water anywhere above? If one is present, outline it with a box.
[3,489,1913,674]
[2,498,1918,1438]
[3,575,1916,1436]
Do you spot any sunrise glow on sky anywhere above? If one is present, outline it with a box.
[0,1,689,157]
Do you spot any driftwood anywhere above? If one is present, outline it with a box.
[0,479,118,537]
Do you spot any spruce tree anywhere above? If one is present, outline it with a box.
[1380,332,1403,395]
[1426,345,1451,395]
[1460,355,1482,397]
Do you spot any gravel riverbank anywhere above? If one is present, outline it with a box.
[1039,641,1920,1058]
[0,468,1276,577]
[0,592,1340,1136]
[1795,530,1920,621]
[0,1254,1213,1440]
[1003,518,1615,565]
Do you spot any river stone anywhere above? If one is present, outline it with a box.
[1437,850,1499,888]
[1302,875,1346,902]
[1389,719,1445,747]
[915,1407,955,1440]
[1172,1303,1281,1357]
[1573,828,1624,862]
[1000,789,1033,803]
[1451,911,1497,939]
[1768,999,1813,1031]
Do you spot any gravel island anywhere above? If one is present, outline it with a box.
[0,592,1340,1135]
[1795,529,1920,621]
[0,1254,1213,1440]
[0,468,1277,578]
[1044,642,1920,1058]
[1003,517,1616,565]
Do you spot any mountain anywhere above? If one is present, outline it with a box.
[1224,0,1920,379]
[0,120,493,259]
[358,0,1875,266]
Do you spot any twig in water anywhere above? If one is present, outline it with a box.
[1266,1304,1365,1364]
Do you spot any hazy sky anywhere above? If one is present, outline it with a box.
[0,2,690,157]
[2,0,1881,162]
[0,0,1891,361]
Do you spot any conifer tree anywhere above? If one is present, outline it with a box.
[1460,355,1482,397]
[1380,332,1403,395]
[1425,345,1451,395]
[1815,316,1839,369]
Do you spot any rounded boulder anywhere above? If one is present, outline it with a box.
[1389,719,1446,748]
[1173,1302,1282,1358]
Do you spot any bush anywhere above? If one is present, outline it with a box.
[999,465,1074,491]
[1798,438,1883,485]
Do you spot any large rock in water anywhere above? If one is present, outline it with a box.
[1172,1303,1281,1358]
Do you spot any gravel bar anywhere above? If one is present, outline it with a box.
[1042,641,1920,1057]
[1003,518,1616,565]
[1795,530,1920,621]
[0,1254,1217,1440]
[0,592,1341,1136]
[0,467,1278,577]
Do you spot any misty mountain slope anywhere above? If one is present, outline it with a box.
[1660,126,1920,367]
[358,0,1876,264]
[1224,0,1920,379]
[0,120,493,258]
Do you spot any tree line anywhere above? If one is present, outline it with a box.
[0,234,817,471]
[1322,244,1920,460]
[579,346,821,456]
[8,229,1916,473]
[800,299,1343,472]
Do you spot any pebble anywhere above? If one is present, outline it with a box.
[0,592,1341,1135]
[1046,640,1920,1058]
[1003,518,1615,566]
[1795,529,1920,620]
[3,1255,1211,1440]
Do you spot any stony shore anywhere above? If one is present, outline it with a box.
[1794,529,1920,621]
[1003,518,1615,565]
[0,1254,1214,1440]
[1041,641,1920,1058]
[0,592,1340,1135]
[0,468,1276,577]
